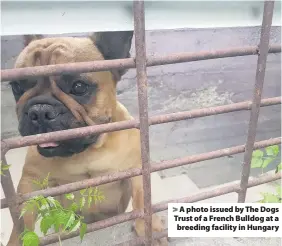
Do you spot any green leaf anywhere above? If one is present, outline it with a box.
[68,219,81,233]
[79,197,86,211]
[38,197,50,211]
[262,157,275,169]
[275,163,282,173]
[2,164,11,170]
[99,194,105,202]
[261,193,280,203]
[21,231,40,246]
[20,208,28,219]
[19,228,30,239]
[80,222,87,241]
[252,150,264,158]
[32,180,42,187]
[40,215,54,235]
[65,193,75,200]
[46,197,62,209]
[251,158,263,168]
[80,189,87,195]
[46,197,56,207]
[63,212,76,231]
[88,188,93,196]
[94,187,98,195]
[20,199,40,218]
[54,210,68,232]
[69,202,79,212]
[265,145,279,157]
[92,188,105,203]
[87,196,93,208]
[0,163,11,176]
[42,172,50,188]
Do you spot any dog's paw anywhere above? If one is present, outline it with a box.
[134,214,168,246]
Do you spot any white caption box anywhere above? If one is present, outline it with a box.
[168,203,282,238]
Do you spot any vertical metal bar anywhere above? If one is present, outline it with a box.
[133,0,152,245]
[1,156,24,244]
[238,0,275,202]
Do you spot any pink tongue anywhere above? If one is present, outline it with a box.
[39,142,59,148]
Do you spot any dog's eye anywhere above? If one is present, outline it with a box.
[70,80,89,96]
[10,81,24,95]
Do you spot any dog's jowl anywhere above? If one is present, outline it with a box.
[7,33,167,245]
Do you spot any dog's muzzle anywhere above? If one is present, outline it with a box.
[18,95,100,158]
[28,104,59,126]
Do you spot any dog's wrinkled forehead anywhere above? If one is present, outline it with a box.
[15,32,133,81]
[15,37,104,69]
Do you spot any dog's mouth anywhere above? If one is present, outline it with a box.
[37,141,62,157]
[36,134,100,158]
[38,142,59,149]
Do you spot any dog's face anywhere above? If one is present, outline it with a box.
[10,32,133,158]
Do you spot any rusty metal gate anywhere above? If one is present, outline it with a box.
[1,0,281,245]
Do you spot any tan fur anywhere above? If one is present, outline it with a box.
[7,36,167,245]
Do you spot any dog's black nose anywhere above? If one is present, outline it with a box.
[28,104,58,125]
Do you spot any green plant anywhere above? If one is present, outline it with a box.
[251,144,281,203]
[251,145,280,173]
[19,173,105,246]
[0,161,11,176]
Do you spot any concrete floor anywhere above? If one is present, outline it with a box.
[1,26,281,245]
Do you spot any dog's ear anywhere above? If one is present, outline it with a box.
[90,31,134,82]
[23,35,44,47]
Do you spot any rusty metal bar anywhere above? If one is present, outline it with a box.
[0,44,280,82]
[150,137,281,173]
[2,137,280,209]
[0,168,143,209]
[153,170,281,213]
[238,0,275,203]
[133,1,153,245]
[38,170,281,245]
[0,157,24,245]
[1,96,281,154]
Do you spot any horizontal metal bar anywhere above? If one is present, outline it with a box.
[153,171,281,213]
[0,168,143,208]
[39,171,281,245]
[1,96,281,154]
[1,44,281,82]
[1,137,280,209]
[150,137,281,173]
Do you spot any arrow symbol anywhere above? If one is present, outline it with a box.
[173,207,178,212]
